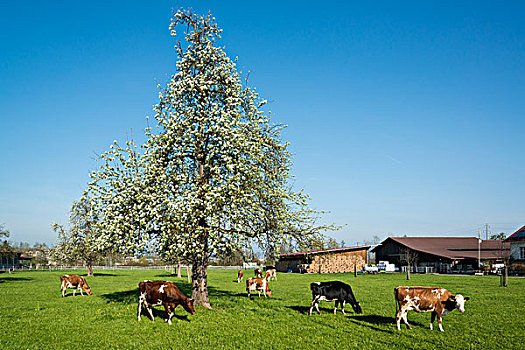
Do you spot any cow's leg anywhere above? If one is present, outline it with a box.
[146,305,155,321]
[430,311,436,330]
[396,307,411,330]
[341,300,346,315]
[163,303,173,325]
[395,308,403,330]
[437,315,444,332]
[73,289,76,297]
[402,308,411,330]
[309,298,315,315]
[334,300,338,314]
[80,288,84,296]
[309,296,320,315]
[137,295,145,321]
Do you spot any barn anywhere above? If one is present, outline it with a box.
[0,251,32,270]
[372,236,509,273]
[276,246,370,273]
[504,225,525,263]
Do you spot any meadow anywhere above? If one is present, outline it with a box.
[0,268,523,349]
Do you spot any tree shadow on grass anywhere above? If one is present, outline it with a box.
[154,272,188,279]
[92,272,118,277]
[100,289,137,304]
[61,293,91,298]
[208,285,247,298]
[286,305,334,315]
[0,276,33,283]
[347,314,424,334]
[287,305,366,315]
[139,308,191,323]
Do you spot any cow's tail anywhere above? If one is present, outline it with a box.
[394,287,399,314]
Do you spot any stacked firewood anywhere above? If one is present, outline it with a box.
[307,252,366,274]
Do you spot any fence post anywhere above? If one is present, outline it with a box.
[500,266,508,287]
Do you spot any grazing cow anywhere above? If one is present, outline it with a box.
[394,286,470,332]
[265,269,277,281]
[237,270,244,283]
[60,274,91,297]
[138,280,195,325]
[254,268,263,278]
[246,277,272,298]
[309,281,362,315]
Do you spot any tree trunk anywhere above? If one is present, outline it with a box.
[191,158,212,308]
[406,261,410,281]
[191,227,212,309]
[177,258,182,278]
[87,264,94,277]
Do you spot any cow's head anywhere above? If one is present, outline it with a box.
[85,287,92,296]
[452,294,469,312]
[352,301,363,314]
[183,298,196,315]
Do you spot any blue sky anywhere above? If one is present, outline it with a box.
[1,1,524,246]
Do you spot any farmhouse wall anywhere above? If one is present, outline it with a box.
[0,252,22,270]
[276,258,302,273]
[373,240,404,265]
[509,242,525,262]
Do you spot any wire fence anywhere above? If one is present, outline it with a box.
[1,264,259,273]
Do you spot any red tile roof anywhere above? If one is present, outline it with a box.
[279,245,371,258]
[504,225,525,242]
[372,237,509,260]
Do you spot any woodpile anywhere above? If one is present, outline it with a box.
[306,251,366,274]
[276,246,370,273]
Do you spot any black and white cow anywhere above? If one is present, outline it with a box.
[309,281,363,315]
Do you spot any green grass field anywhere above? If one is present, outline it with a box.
[0,269,523,349]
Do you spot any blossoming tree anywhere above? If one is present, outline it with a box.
[88,10,333,308]
[50,197,102,276]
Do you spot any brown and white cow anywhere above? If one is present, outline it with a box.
[246,277,272,298]
[254,268,263,278]
[394,286,470,332]
[237,270,244,283]
[60,274,92,297]
[265,269,277,281]
[138,280,195,325]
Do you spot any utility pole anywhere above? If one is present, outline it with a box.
[485,223,490,240]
